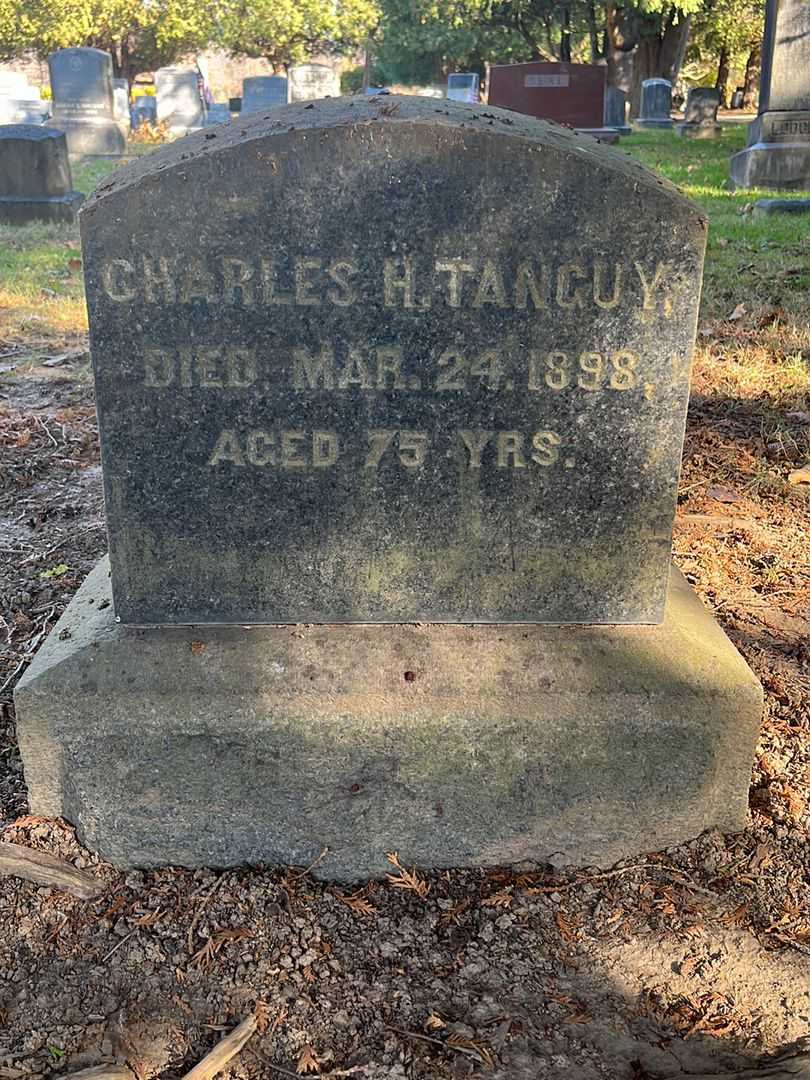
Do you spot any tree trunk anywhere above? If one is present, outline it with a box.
[627,8,691,115]
[586,0,600,62]
[715,45,730,107]
[560,6,572,62]
[742,41,761,109]
[606,0,639,97]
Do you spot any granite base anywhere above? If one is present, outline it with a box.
[15,558,762,881]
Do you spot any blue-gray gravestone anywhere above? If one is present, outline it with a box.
[447,73,479,103]
[635,78,673,129]
[288,64,339,101]
[16,97,763,880]
[679,87,721,139]
[0,125,83,223]
[130,95,157,129]
[730,0,810,190]
[241,76,287,113]
[47,48,125,157]
[155,67,205,134]
[203,103,231,126]
[604,86,631,134]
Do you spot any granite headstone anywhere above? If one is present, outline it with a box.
[203,103,231,126]
[17,98,763,880]
[81,96,705,626]
[130,94,157,129]
[679,87,721,138]
[604,86,631,135]
[155,67,205,134]
[241,76,287,113]
[47,48,125,157]
[288,64,339,101]
[487,62,605,129]
[0,125,83,223]
[0,74,47,125]
[113,78,129,127]
[447,73,479,103]
[730,0,810,189]
[635,78,673,129]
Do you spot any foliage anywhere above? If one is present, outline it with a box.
[216,0,379,70]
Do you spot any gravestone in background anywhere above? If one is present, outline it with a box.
[47,48,125,157]
[730,0,810,189]
[288,63,339,101]
[241,76,288,113]
[447,73,479,103]
[155,67,205,134]
[0,125,83,223]
[203,103,231,126]
[635,78,674,129]
[604,86,631,135]
[16,97,762,880]
[0,73,48,125]
[112,78,129,130]
[487,62,605,128]
[130,95,157,129]
[679,87,721,138]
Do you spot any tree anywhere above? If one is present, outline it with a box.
[216,0,379,72]
[0,0,217,81]
[688,0,764,106]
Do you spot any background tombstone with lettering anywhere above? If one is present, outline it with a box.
[288,63,340,101]
[46,48,125,157]
[241,76,288,113]
[447,73,479,103]
[635,78,674,129]
[155,67,206,134]
[487,61,605,128]
[16,97,762,879]
[730,0,810,190]
[604,86,631,135]
[0,125,83,223]
[679,87,721,138]
[0,72,48,125]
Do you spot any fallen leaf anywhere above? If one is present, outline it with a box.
[67,257,82,271]
[788,463,810,485]
[706,486,743,503]
[190,640,206,655]
[296,1044,320,1075]
[728,303,746,321]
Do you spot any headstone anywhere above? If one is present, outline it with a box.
[635,78,673,129]
[0,72,48,124]
[288,63,339,101]
[46,48,125,157]
[17,97,761,880]
[731,88,744,109]
[241,76,287,113]
[488,62,605,128]
[155,67,205,134]
[229,96,242,113]
[203,102,231,126]
[447,73,479,103]
[679,87,721,138]
[604,86,631,134]
[730,0,810,190]
[113,78,129,127]
[130,95,157,129]
[0,125,83,223]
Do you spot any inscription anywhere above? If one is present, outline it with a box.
[525,74,569,88]
[101,254,673,316]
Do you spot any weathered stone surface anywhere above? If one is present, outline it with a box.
[241,76,287,113]
[288,64,339,101]
[679,87,721,139]
[730,0,810,190]
[447,73,479,103]
[0,126,83,224]
[604,87,631,135]
[80,96,706,626]
[14,558,763,879]
[155,67,205,133]
[635,79,673,129]
[46,48,125,158]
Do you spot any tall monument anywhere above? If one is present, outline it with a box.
[730,0,810,189]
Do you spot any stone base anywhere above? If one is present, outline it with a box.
[14,558,762,881]
[46,119,125,158]
[0,191,83,224]
[575,127,620,144]
[634,118,673,130]
[730,141,810,190]
[753,197,810,216]
[678,122,722,139]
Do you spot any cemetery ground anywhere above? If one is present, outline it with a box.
[0,123,808,1080]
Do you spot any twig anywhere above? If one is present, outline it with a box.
[101,929,138,963]
[181,1014,258,1080]
[385,1025,483,1061]
[291,846,329,879]
[186,872,229,955]
[0,840,102,899]
[58,1067,135,1079]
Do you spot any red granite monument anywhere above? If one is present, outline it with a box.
[487,62,605,130]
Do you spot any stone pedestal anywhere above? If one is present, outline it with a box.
[0,126,84,223]
[730,111,810,189]
[15,558,762,880]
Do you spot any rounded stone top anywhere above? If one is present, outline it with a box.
[642,78,672,86]
[0,124,64,141]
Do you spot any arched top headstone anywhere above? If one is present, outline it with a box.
[0,124,83,221]
[155,67,205,132]
[80,96,706,626]
[288,64,339,101]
